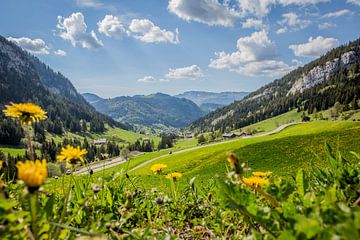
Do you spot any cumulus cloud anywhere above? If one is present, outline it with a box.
[276,12,311,34]
[129,19,179,44]
[165,65,203,80]
[7,37,50,54]
[209,30,295,77]
[318,22,336,29]
[209,30,275,69]
[278,0,330,5]
[347,0,360,6]
[289,36,339,57]
[57,12,103,49]
[54,49,67,56]
[242,18,265,29]
[237,0,275,17]
[321,9,353,18]
[168,0,241,27]
[137,76,157,83]
[98,15,129,38]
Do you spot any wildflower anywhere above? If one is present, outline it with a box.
[252,171,272,177]
[150,163,167,174]
[57,145,87,165]
[166,172,182,181]
[242,176,269,187]
[0,160,3,170]
[3,102,47,125]
[16,160,47,192]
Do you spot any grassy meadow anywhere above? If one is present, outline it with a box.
[119,121,360,191]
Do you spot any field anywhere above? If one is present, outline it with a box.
[46,126,160,146]
[107,121,360,191]
[241,109,303,133]
[4,119,360,239]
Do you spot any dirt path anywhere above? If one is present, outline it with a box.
[76,122,303,175]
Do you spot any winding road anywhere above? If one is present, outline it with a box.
[76,122,303,175]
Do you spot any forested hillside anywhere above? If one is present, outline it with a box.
[0,36,128,145]
[83,92,205,128]
[190,38,360,132]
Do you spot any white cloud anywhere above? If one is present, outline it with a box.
[242,18,265,29]
[57,12,103,49]
[7,37,50,54]
[129,19,179,44]
[278,0,329,5]
[168,0,242,27]
[54,49,67,56]
[137,76,157,83]
[321,9,353,18]
[277,12,311,33]
[165,65,203,80]
[98,15,129,38]
[276,27,288,34]
[318,22,336,29]
[236,60,294,77]
[209,30,275,69]
[75,0,104,9]
[347,0,360,6]
[209,30,295,77]
[289,36,339,57]
[237,0,275,17]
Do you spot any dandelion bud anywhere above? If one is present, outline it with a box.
[125,190,132,200]
[92,184,101,193]
[226,152,242,174]
[207,192,212,201]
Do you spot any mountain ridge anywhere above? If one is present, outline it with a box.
[82,92,205,128]
[0,35,128,140]
[189,37,360,132]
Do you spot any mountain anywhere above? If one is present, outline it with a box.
[0,35,128,141]
[83,92,205,128]
[175,91,249,112]
[82,93,104,104]
[190,37,360,132]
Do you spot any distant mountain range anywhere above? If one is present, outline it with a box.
[175,91,249,112]
[190,37,360,132]
[82,93,206,128]
[0,35,127,140]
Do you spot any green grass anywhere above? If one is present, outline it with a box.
[0,147,41,157]
[127,121,360,190]
[0,147,27,156]
[240,109,302,133]
[46,126,161,146]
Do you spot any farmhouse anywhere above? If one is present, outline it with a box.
[223,133,237,139]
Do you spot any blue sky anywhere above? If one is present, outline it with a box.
[0,0,359,97]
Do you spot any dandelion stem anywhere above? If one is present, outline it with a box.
[25,125,34,160]
[29,193,38,239]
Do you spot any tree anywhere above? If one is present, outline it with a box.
[197,134,206,144]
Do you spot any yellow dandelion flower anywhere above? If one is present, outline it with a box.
[57,145,87,165]
[242,176,269,187]
[16,160,47,190]
[0,160,3,170]
[252,171,272,177]
[3,102,47,125]
[166,172,182,181]
[150,163,167,174]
